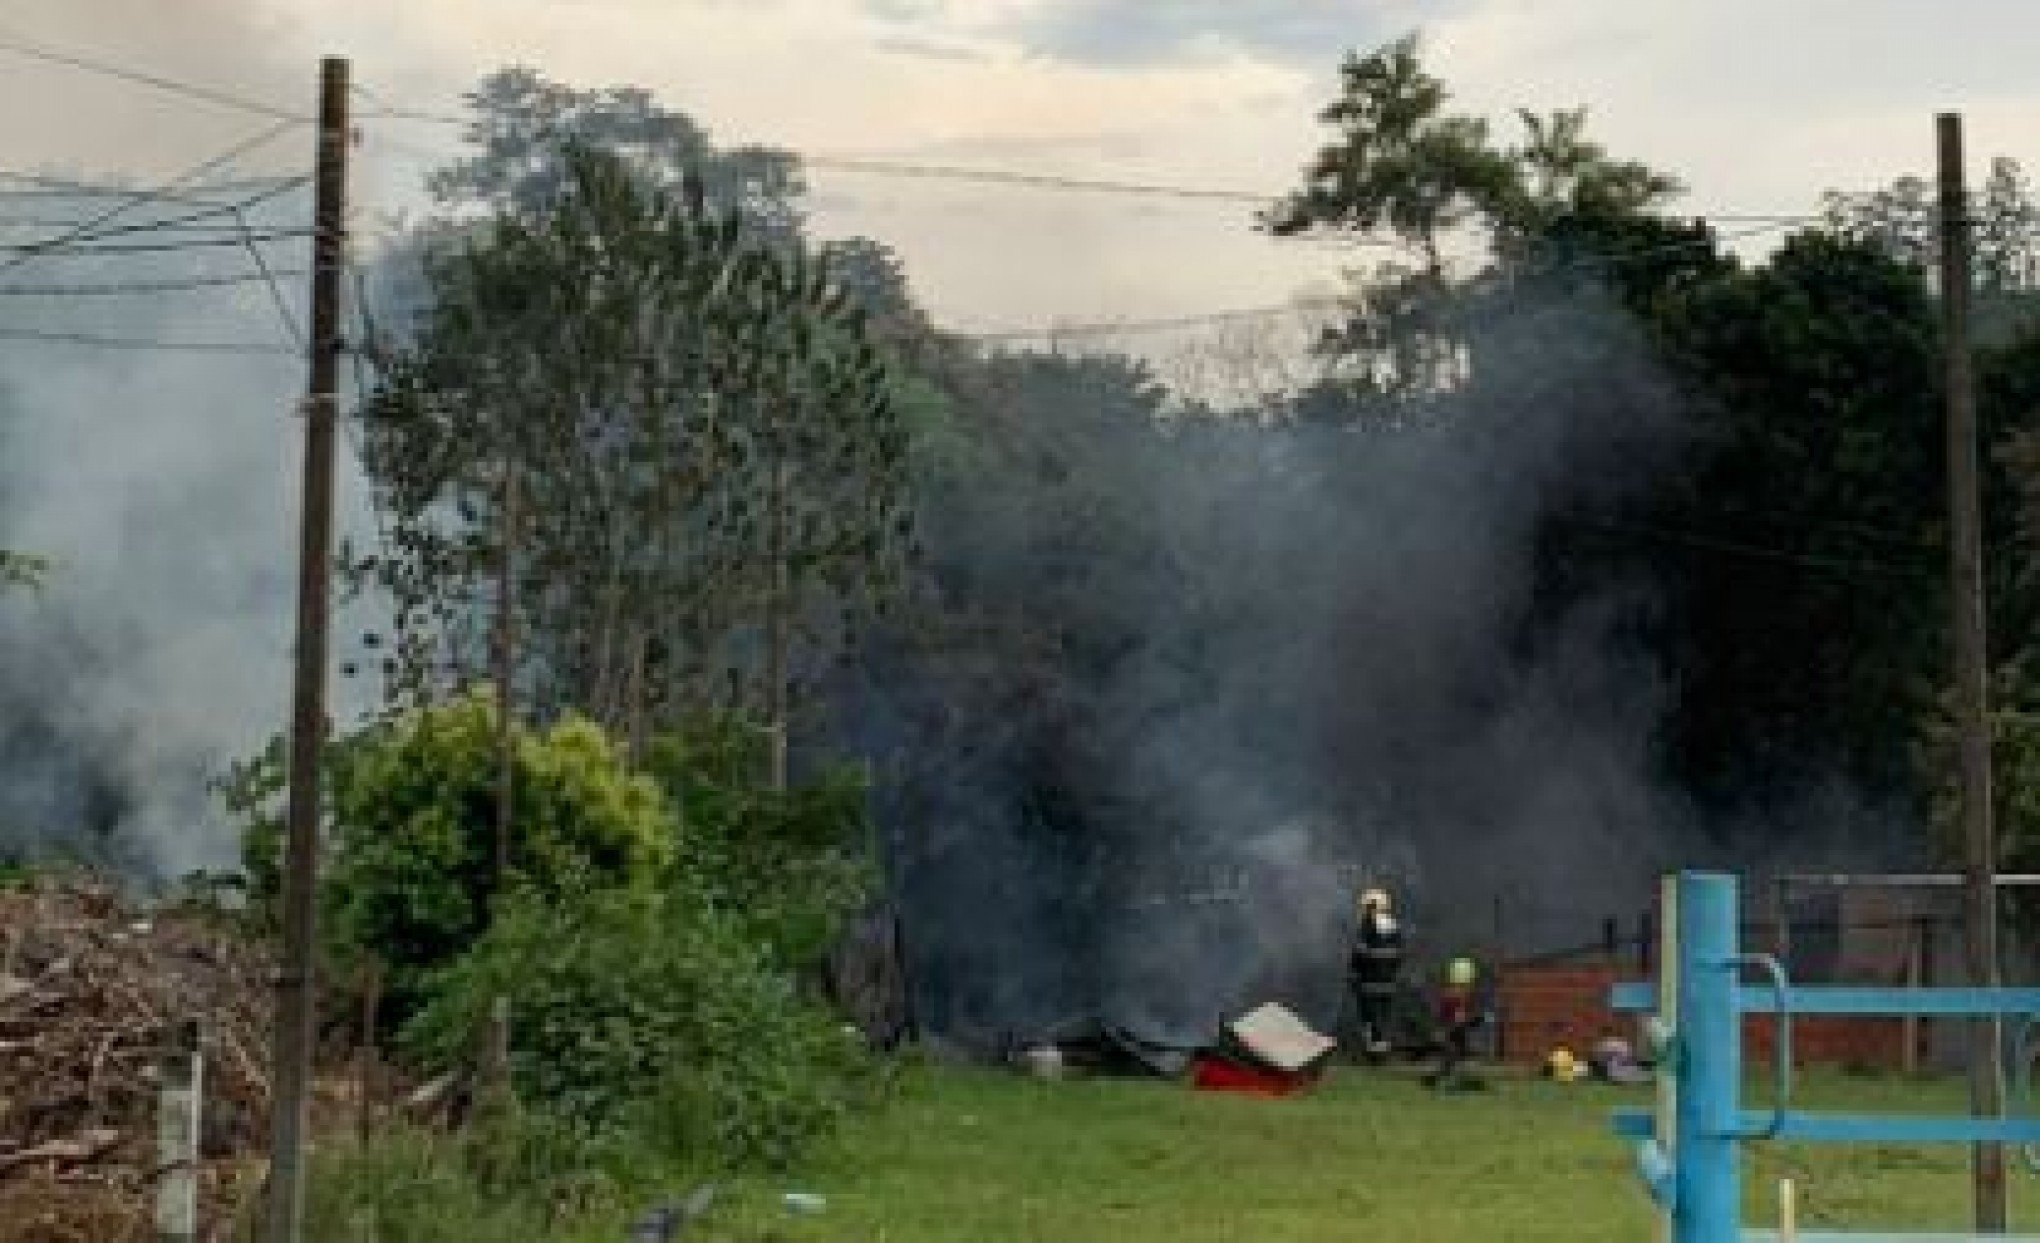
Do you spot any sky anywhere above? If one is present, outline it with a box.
[3,0,2039,338]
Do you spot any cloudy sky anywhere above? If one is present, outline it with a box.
[3,0,2038,334]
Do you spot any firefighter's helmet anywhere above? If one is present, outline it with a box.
[1357,887,1391,916]
[1446,957,1477,987]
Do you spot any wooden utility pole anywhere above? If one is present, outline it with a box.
[263,56,348,1243]
[1939,110,2008,1233]
[493,465,518,887]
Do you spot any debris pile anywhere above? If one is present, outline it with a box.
[0,878,277,1243]
[1191,1003,1337,1097]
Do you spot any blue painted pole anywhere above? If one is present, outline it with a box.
[1677,872,1740,1243]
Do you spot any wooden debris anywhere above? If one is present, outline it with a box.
[0,878,280,1242]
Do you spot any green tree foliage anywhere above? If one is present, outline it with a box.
[356,146,914,749]
[0,550,47,592]
[401,885,869,1171]
[1824,156,2040,343]
[643,714,875,970]
[230,690,673,1005]
[1638,234,1948,802]
[427,66,805,233]
[1265,32,2040,829]
[1265,32,1680,398]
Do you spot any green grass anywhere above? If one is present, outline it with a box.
[682,1066,2040,1243]
[304,1065,2040,1242]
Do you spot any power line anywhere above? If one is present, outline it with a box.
[0,38,1838,222]
[963,298,1344,343]
[0,175,311,251]
[356,101,1300,207]
[0,228,310,256]
[0,171,301,203]
[351,95,1827,220]
[0,326,298,354]
[0,31,307,122]
[1553,513,1925,581]
[802,155,1276,205]
[0,38,1831,219]
[0,118,306,275]
[0,215,296,231]
[0,269,307,296]
[235,204,306,353]
[957,221,1803,341]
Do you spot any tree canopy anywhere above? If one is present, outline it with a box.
[355,146,913,763]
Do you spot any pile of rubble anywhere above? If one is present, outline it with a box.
[0,877,280,1243]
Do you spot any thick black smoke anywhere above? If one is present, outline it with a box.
[847,285,1921,1051]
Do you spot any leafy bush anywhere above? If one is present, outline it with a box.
[402,884,871,1172]
[644,714,876,969]
[229,691,674,1008]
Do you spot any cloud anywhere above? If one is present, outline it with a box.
[874,35,988,63]
[877,126,1157,161]
[865,0,949,19]
[1000,0,1461,67]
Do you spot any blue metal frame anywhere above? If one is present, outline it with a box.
[1608,871,2040,1242]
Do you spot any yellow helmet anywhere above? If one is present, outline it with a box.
[1446,957,1477,987]
[1358,887,1391,914]
[1546,1048,1581,1082]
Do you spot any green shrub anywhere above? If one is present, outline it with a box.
[228,691,674,1009]
[402,883,871,1172]
[285,1118,634,1243]
[644,715,876,970]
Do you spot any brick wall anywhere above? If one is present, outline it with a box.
[1497,964,1633,1062]
[1497,962,1911,1070]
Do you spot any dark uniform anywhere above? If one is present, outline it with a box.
[1348,894,1404,1059]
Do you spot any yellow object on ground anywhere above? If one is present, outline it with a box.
[1545,1048,1582,1082]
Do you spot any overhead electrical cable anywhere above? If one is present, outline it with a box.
[0,30,308,121]
[0,118,305,275]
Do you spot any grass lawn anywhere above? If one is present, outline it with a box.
[683,1065,2040,1243]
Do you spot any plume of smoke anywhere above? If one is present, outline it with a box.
[856,281,1900,1050]
[0,186,384,884]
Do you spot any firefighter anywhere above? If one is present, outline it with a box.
[1348,886,1404,1061]
[1423,956,1487,1091]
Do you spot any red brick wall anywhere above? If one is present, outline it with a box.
[1497,963,1909,1070]
[1498,964,1632,1062]
[1743,1014,1907,1069]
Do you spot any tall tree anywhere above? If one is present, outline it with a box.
[427,66,805,233]
[1643,233,1947,805]
[356,149,912,767]
[1824,157,2040,343]
[1265,33,1680,399]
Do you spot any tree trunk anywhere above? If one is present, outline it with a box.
[763,458,791,792]
[493,466,519,890]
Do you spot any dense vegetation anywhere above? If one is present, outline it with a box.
[9,25,2040,1243]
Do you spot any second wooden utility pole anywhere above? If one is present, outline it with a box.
[264,55,349,1243]
[1939,109,2008,1234]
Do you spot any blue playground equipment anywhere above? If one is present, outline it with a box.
[1609,871,2040,1242]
